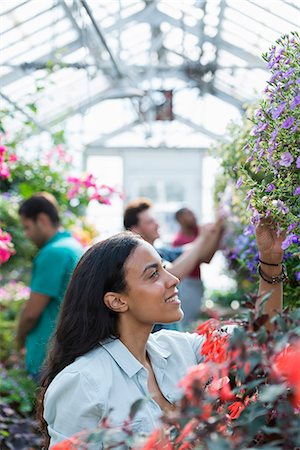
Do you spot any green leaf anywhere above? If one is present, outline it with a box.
[129,398,145,420]
[206,437,230,450]
[259,384,287,403]
[18,182,34,198]
[26,103,37,113]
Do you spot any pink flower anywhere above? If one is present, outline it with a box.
[0,162,10,179]
[0,228,15,265]
[8,154,18,162]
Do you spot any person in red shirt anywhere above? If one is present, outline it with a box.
[173,208,219,328]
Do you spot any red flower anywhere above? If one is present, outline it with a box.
[273,340,300,407]
[227,400,245,419]
[178,364,212,401]
[196,319,221,337]
[51,436,82,449]
[178,443,192,450]
[175,418,197,444]
[140,429,173,450]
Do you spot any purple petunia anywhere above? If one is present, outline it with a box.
[287,223,297,233]
[279,151,294,167]
[296,272,300,282]
[246,189,255,201]
[269,127,279,145]
[266,183,275,192]
[297,156,300,169]
[277,200,289,214]
[282,67,295,78]
[281,117,295,129]
[272,103,286,119]
[243,224,255,236]
[281,234,299,250]
[290,94,300,110]
[236,176,243,188]
[294,186,300,196]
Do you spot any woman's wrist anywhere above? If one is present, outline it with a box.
[258,252,283,266]
[258,253,284,277]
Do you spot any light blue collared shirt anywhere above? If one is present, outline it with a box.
[44,330,205,448]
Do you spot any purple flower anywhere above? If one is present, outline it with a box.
[243,225,255,236]
[282,67,295,78]
[272,103,286,119]
[290,94,300,110]
[246,189,255,201]
[287,223,297,233]
[297,78,300,84]
[277,199,289,214]
[296,271,300,282]
[236,176,243,188]
[281,234,299,250]
[269,127,279,145]
[251,209,261,224]
[294,186,300,196]
[296,156,300,169]
[281,117,294,129]
[266,183,275,192]
[279,151,294,167]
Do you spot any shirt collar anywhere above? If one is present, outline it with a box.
[44,230,71,246]
[101,335,171,378]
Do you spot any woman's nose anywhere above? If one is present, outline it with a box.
[165,270,179,288]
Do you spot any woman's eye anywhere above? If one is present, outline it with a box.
[150,270,159,279]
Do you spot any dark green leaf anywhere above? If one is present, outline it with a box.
[129,398,145,420]
[259,384,287,403]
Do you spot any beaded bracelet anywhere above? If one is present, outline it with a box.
[258,263,288,284]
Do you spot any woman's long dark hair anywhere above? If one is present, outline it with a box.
[37,231,142,447]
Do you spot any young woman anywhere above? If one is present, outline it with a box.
[39,223,285,448]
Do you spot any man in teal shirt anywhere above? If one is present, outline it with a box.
[17,194,83,379]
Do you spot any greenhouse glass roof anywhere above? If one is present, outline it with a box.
[0,0,299,148]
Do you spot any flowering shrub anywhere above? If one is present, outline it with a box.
[0,142,18,181]
[0,280,29,362]
[49,296,300,449]
[0,133,114,279]
[0,228,15,265]
[243,32,300,248]
[212,34,300,306]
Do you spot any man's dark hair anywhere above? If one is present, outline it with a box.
[123,198,152,229]
[175,207,189,222]
[19,194,60,226]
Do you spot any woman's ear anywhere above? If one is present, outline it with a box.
[103,292,128,313]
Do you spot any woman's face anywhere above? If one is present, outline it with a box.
[123,241,183,325]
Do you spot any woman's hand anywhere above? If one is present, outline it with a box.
[255,220,285,264]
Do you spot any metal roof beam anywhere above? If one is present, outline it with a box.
[174,114,221,140]
[0,92,48,133]
[247,0,299,27]
[0,0,31,16]
[58,0,103,69]
[85,145,208,154]
[149,9,265,68]
[86,120,141,148]
[39,86,143,128]
[0,38,82,87]
[211,87,245,111]
[1,3,57,35]
[79,0,123,78]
